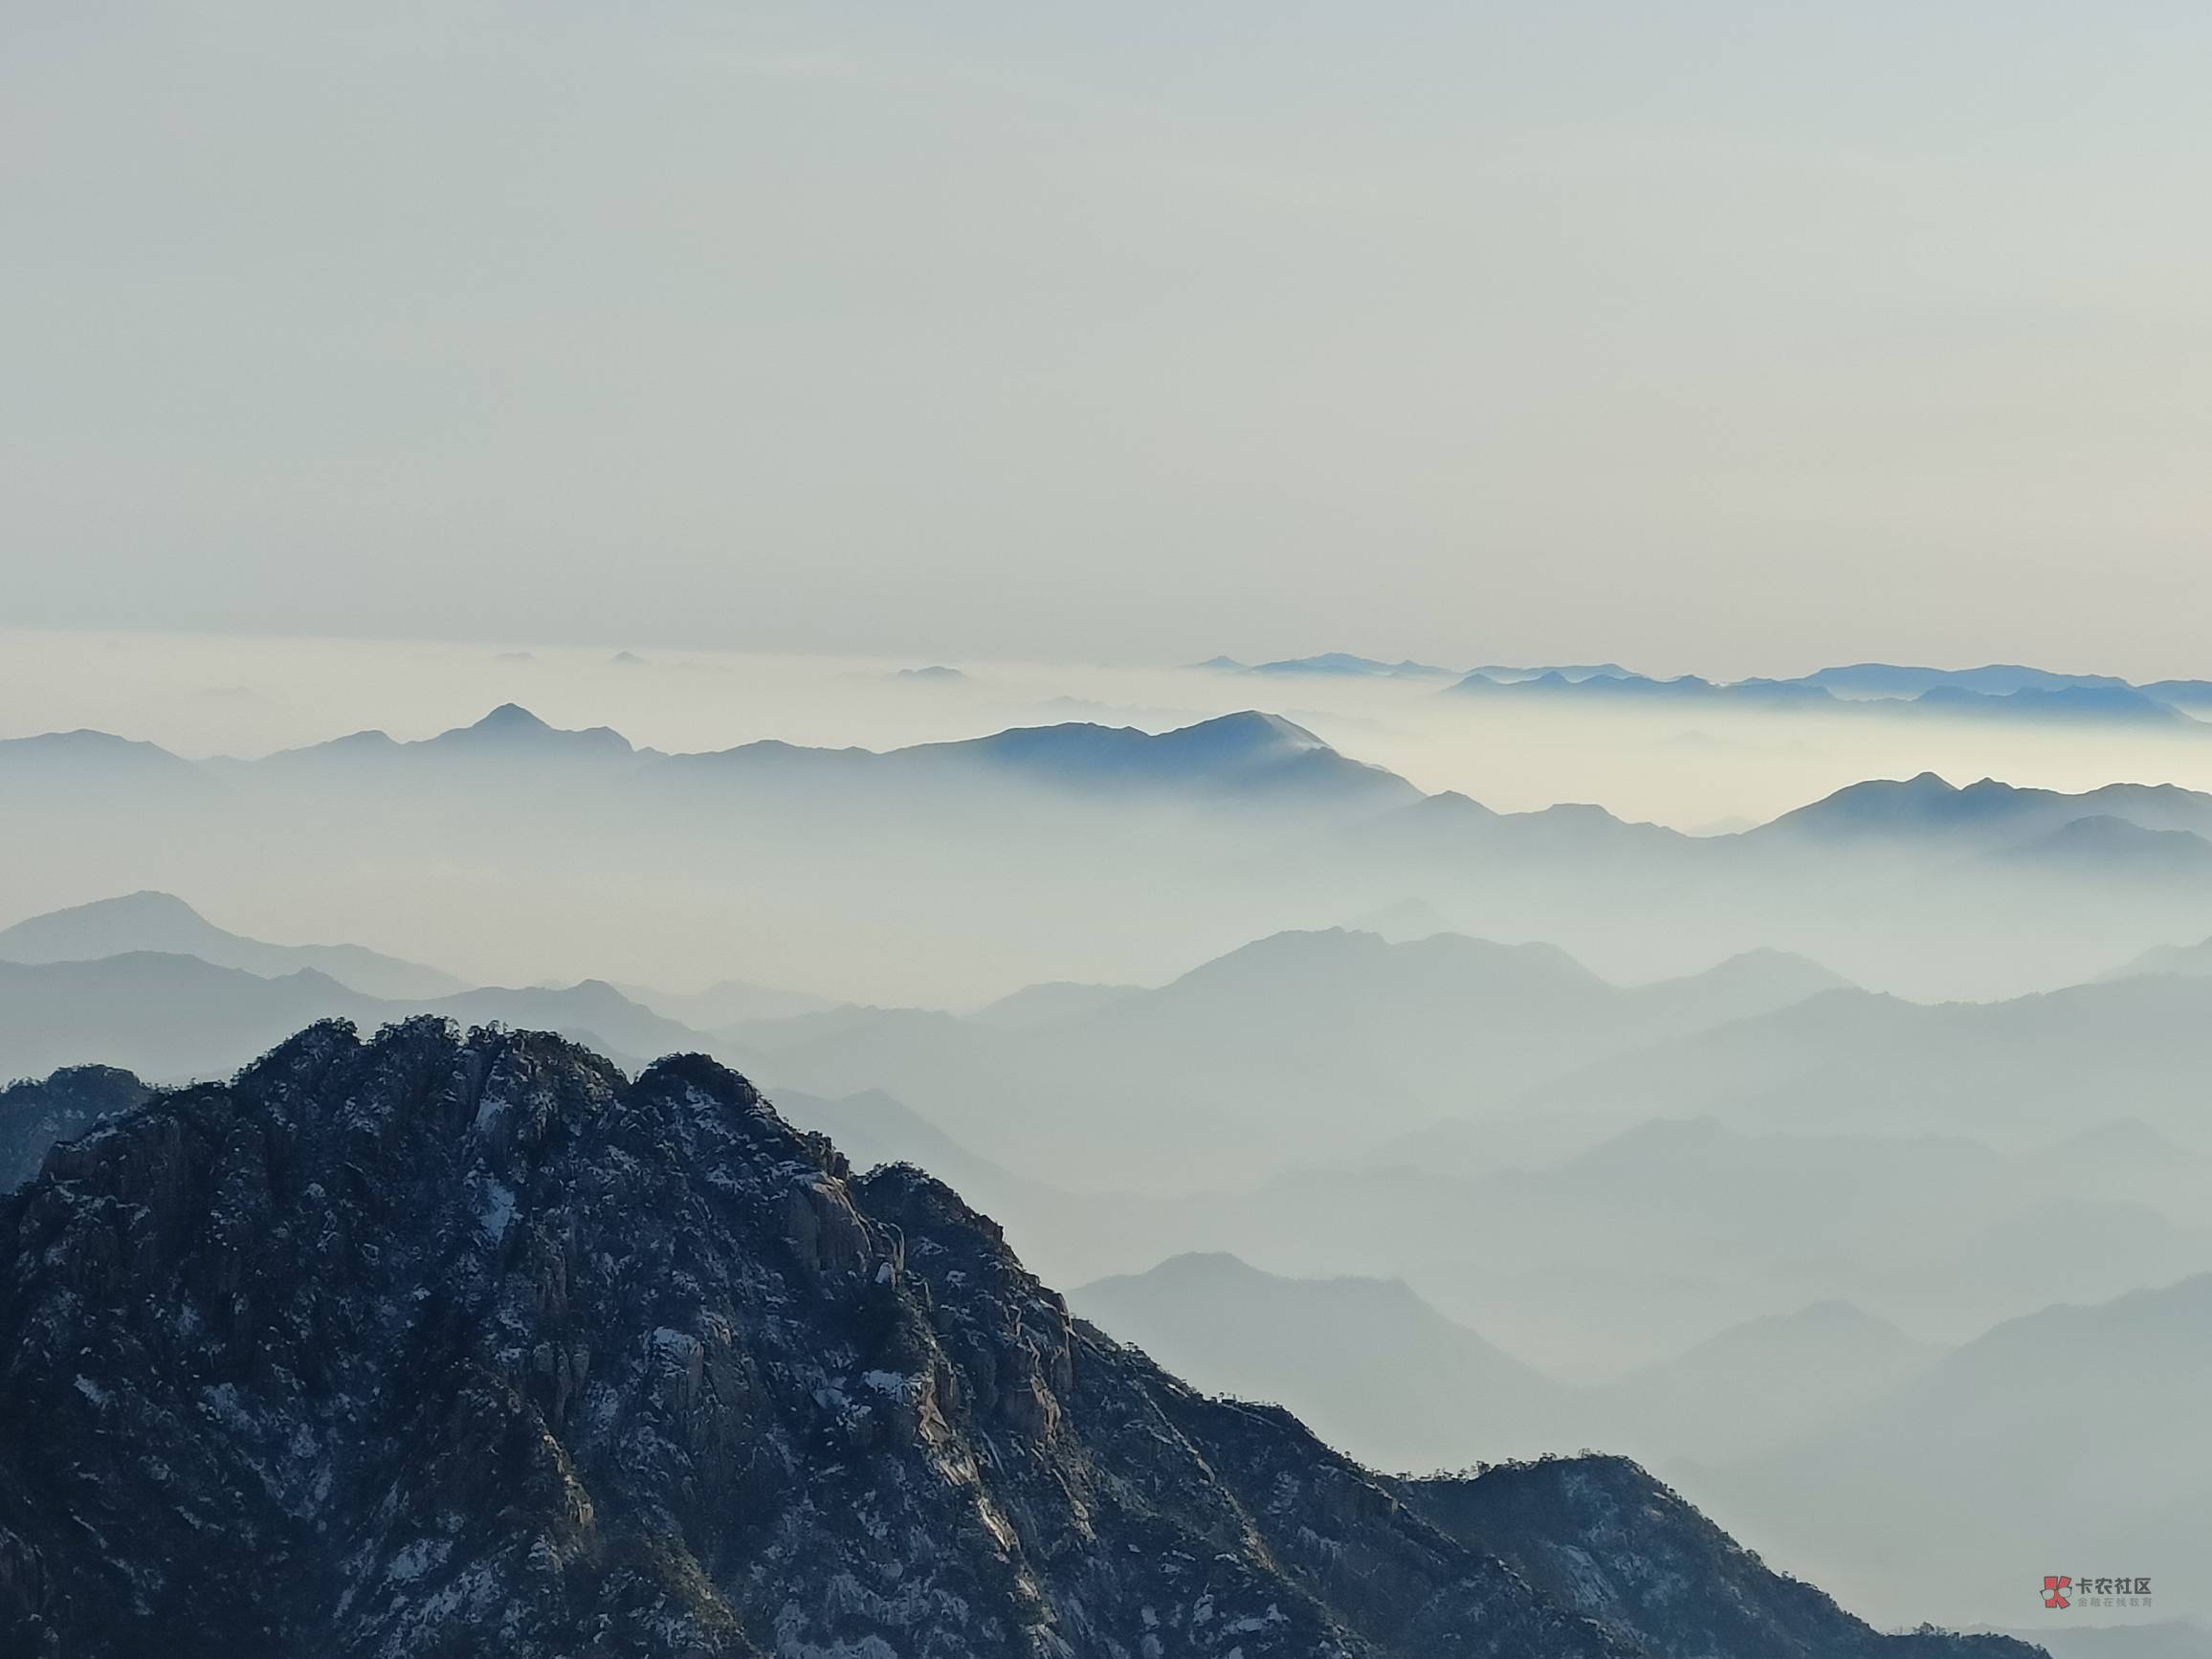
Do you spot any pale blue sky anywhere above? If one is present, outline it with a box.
[5,3,2209,675]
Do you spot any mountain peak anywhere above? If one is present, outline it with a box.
[18,889,202,925]
[418,703,634,757]
[469,701,553,733]
[929,710,1413,807]
[0,889,225,962]
[1173,708,1325,752]
[1246,653,1454,678]
[0,1018,2037,1657]
[1755,770,1972,838]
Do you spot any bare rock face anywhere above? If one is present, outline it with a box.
[0,1064,152,1191]
[0,1020,2041,1659]
[1403,1457,2034,1659]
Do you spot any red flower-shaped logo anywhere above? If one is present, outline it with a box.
[2043,1577,2071,1609]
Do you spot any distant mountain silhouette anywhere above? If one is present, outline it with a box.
[0,891,464,999]
[1073,1251,1574,1471]
[1752,773,2212,846]
[1464,662,1632,683]
[2104,932,2212,981]
[1246,653,1457,678]
[257,702,640,769]
[1228,1109,2205,1384]
[1593,1300,1942,1461]
[1515,972,2212,1154]
[969,980,1141,1029]
[0,954,383,1082]
[2138,678,2212,710]
[1913,683,2186,723]
[0,953,712,1083]
[20,701,2212,1006]
[770,1084,1021,1197]
[1185,652,1458,677]
[1346,896,1458,940]
[735,930,1852,1192]
[1344,788,1687,866]
[0,729,200,774]
[1703,1272,2212,1627]
[11,709,1424,848]
[651,709,1421,812]
[614,976,835,1028]
[1445,663,2202,723]
[0,729,214,804]
[1986,815,2212,877]
[1451,671,1834,707]
[1799,662,2130,697]
[1068,1252,1951,1475]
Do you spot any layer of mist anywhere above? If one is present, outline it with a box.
[7,644,2208,1637]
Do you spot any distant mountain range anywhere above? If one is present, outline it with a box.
[1192,653,2212,719]
[0,888,847,1045]
[1050,1103,2212,1383]
[2101,930,2212,982]
[1505,971,2212,1147]
[1069,1253,1941,1473]
[0,890,464,1000]
[1320,770,2212,999]
[16,701,2212,1005]
[4,704,1422,825]
[725,927,1850,1184]
[612,975,835,1028]
[1072,1251,1572,1471]
[1590,1299,1941,1463]
[1696,1272,2212,1628]
[5,886,2205,1362]
[249,699,642,769]
[1190,652,1459,677]
[1451,670,2194,723]
[649,707,1420,809]
[11,693,2212,860]
[0,948,703,1084]
[1752,773,2212,846]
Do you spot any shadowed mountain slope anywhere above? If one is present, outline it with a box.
[0,1066,152,1191]
[0,1019,2035,1659]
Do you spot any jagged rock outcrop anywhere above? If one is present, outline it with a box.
[1404,1457,2021,1659]
[0,1064,151,1190]
[0,1020,2042,1658]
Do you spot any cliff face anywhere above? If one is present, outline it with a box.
[0,1063,151,1191]
[0,1020,2041,1659]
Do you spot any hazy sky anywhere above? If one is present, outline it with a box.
[6,3,2210,675]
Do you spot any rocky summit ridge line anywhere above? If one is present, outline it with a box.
[0,1019,2040,1659]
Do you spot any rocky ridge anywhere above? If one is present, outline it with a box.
[0,1064,152,1191]
[0,1021,2043,1658]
